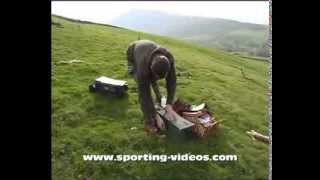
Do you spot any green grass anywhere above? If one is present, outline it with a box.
[182,27,268,55]
[52,15,269,180]
[229,52,268,62]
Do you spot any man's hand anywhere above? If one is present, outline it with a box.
[155,114,166,131]
[164,104,177,121]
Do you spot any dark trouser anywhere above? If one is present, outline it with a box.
[127,43,160,126]
[127,43,135,76]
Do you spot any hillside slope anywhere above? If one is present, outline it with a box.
[52,15,269,180]
[111,10,269,57]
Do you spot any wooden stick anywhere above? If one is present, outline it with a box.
[246,130,270,144]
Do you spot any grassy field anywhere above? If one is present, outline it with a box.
[52,15,269,180]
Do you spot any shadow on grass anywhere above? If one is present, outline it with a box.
[164,126,198,144]
[138,128,231,179]
[87,93,130,120]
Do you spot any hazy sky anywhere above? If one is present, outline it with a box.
[52,1,269,25]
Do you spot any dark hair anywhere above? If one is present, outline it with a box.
[151,55,170,79]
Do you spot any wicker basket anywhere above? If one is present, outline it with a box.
[172,99,219,138]
[182,110,219,138]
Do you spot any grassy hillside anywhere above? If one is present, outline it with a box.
[111,10,269,57]
[52,15,269,180]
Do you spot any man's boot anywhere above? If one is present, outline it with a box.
[144,120,158,135]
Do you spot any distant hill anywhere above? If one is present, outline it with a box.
[112,10,269,57]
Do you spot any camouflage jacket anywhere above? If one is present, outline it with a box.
[127,40,176,120]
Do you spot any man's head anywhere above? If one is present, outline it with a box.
[151,55,170,80]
